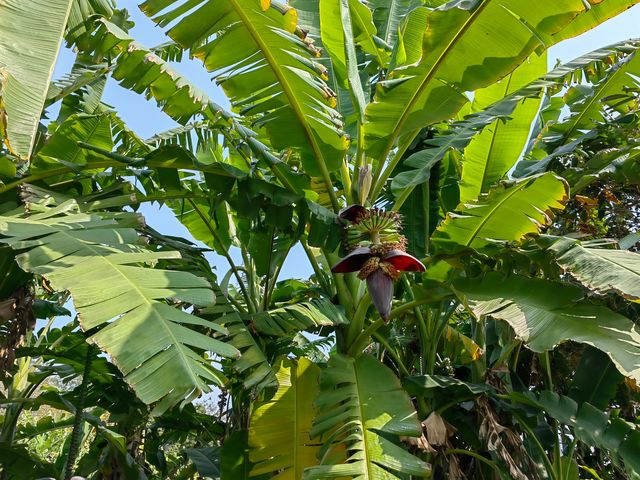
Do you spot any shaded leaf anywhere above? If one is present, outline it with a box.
[456,273,640,382]
[549,238,640,302]
[569,346,622,410]
[252,299,348,336]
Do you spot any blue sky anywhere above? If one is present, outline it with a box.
[51,2,640,283]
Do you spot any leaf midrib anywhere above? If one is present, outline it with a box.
[479,72,514,193]
[462,177,542,247]
[228,0,338,210]
[378,0,492,162]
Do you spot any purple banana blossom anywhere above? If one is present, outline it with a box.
[331,247,425,274]
[366,269,394,320]
[338,204,367,222]
[331,247,425,319]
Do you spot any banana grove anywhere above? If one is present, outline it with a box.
[1,0,640,479]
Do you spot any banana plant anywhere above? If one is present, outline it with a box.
[1,0,640,479]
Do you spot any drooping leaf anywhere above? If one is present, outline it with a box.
[185,447,221,479]
[247,228,294,278]
[0,202,239,413]
[31,113,113,179]
[455,273,640,382]
[394,40,640,195]
[404,374,491,407]
[170,197,234,257]
[549,238,640,302]
[432,173,568,254]
[140,0,348,182]
[304,354,429,479]
[0,0,74,159]
[66,0,115,46]
[545,51,640,146]
[87,20,224,125]
[249,357,321,479]
[252,298,348,336]
[81,19,312,197]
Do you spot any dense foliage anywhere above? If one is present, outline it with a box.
[1,0,640,479]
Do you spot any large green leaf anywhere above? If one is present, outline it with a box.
[0,0,74,159]
[0,202,239,412]
[347,0,390,68]
[455,273,640,382]
[80,18,310,197]
[432,173,568,254]
[320,0,367,119]
[140,0,348,184]
[221,430,252,480]
[249,357,321,479]
[170,197,234,257]
[31,113,113,177]
[88,20,224,125]
[549,238,640,302]
[304,354,429,479]
[392,39,640,195]
[459,53,547,202]
[554,0,640,43]
[364,0,590,161]
[368,0,422,48]
[67,0,115,40]
[185,447,221,479]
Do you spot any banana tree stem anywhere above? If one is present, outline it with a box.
[346,293,371,347]
[347,316,384,356]
[64,345,94,480]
